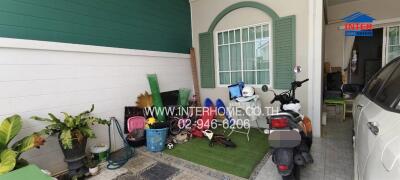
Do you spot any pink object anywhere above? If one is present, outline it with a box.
[197,107,216,130]
[127,116,145,133]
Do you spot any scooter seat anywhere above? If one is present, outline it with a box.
[282,110,301,123]
[283,110,299,118]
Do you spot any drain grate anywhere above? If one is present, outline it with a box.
[116,162,179,180]
[140,162,179,180]
[116,173,140,180]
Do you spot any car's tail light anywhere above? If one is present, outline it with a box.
[271,117,289,129]
[278,165,289,171]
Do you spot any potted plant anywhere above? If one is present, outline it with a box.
[0,115,45,175]
[31,105,109,175]
[85,156,99,176]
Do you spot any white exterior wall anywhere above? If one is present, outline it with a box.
[0,38,193,174]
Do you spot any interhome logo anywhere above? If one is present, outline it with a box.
[343,12,375,36]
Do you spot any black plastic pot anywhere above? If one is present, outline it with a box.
[126,136,146,147]
[59,136,88,177]
[59,137,87,160]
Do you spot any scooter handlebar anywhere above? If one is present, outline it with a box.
[270,96,277,104]
[293,79,309,88]
[300,78,309,84]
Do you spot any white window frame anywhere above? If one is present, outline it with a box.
[384,24,400,65]
[213,22,273,87]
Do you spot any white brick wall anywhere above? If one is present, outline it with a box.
[0,38,193,174]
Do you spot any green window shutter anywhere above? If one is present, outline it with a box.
[273,15,296,89]
[199,32,215,88]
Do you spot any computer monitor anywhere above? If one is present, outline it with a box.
[228,82,244,100]
[160,90,179,106]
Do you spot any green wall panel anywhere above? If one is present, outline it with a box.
[273,15,296,89]
[0,0,192,54]
[199,32,215,88]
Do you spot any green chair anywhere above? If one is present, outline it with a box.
[0,165,53,180]
[324,98,346,121]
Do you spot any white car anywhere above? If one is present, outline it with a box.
[353,58,400,180]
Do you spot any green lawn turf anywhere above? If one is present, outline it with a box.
[164,128,269,178]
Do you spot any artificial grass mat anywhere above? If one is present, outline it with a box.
[164,128,269,178]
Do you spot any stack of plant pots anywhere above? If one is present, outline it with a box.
[60,137,88,178]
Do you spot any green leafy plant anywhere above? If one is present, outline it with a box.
[0,115,45,175]
[31,105,110,149]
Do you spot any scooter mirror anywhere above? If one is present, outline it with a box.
[294,66,302,73]
[261,85,269,92]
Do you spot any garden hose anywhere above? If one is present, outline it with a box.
[107,117,134,170]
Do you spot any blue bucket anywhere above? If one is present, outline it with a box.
[145,128,168,152]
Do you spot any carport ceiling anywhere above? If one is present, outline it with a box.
[326,0,360,6]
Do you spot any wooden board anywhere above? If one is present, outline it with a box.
[190,48,201,105]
